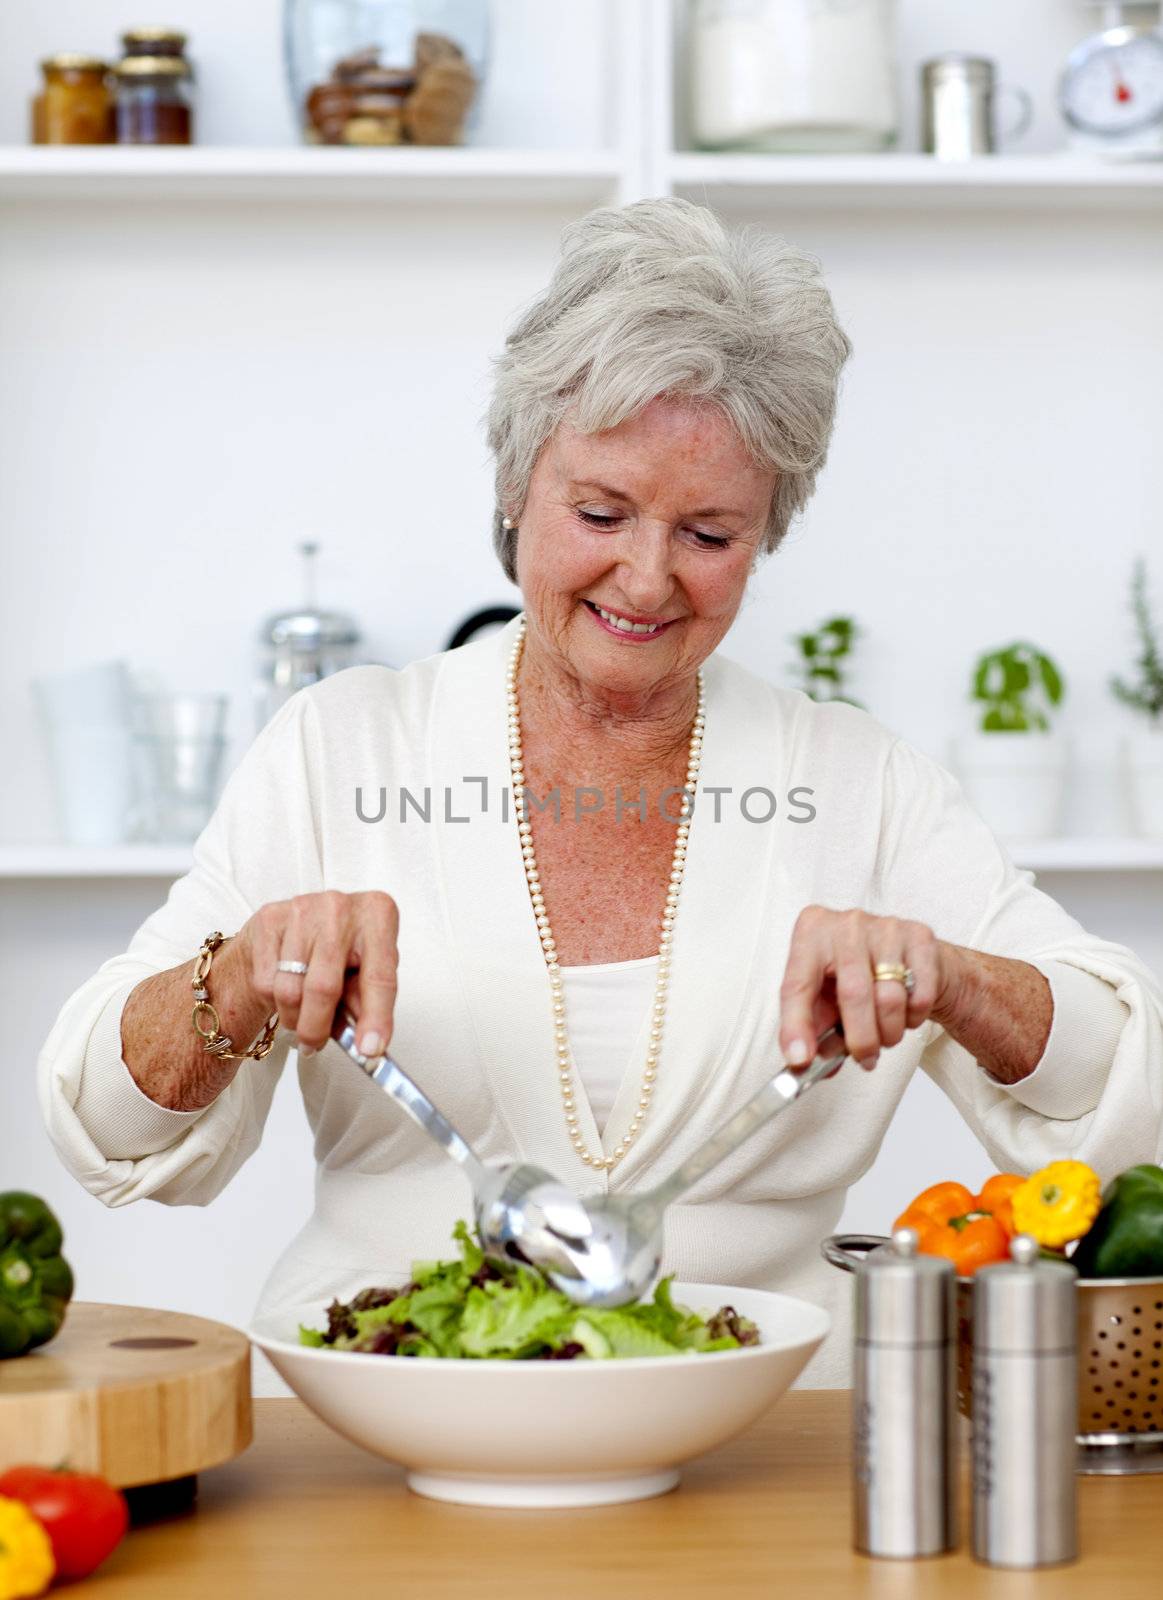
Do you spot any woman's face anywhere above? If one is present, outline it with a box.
[513,394,776,708]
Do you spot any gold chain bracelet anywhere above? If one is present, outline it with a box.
[192,931,279,1062]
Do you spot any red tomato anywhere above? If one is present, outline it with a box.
[0,1466,128,1580]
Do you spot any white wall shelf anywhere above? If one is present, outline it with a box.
[0,846,193,878]
[668,153,1163,212]
[1009,837,1163,873]
[2,148,1160,211]
[0,146,627,205]
[1,839,1160,880]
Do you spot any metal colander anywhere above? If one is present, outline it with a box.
[824,1235,1163,1476]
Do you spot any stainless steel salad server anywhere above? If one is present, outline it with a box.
[333,1010,846,1309]
[332,1012,598,1282]
[530,1023,848,1308]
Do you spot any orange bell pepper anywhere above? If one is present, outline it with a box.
[893,1179,1014,1276]
[975,1173,1025,1239]
[917,1213,1010,1276]
[893,1181,977,1232]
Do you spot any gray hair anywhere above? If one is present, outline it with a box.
[485,196,852,584]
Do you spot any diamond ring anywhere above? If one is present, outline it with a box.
[276,960,309,976]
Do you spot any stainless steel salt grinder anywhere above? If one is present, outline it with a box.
[971,1234,1078,1569]
[853,1226,958,1558]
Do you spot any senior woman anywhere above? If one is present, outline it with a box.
[38,198,1163,1383]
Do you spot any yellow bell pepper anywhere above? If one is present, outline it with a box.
[1011,1160,1102,1249]
[0,1494,54,1599]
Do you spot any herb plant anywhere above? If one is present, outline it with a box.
[1110,558,1163,728]
[790,615,863,708]
[971,641,1065,732]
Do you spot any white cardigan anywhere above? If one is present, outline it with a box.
[37,615,1163,1384]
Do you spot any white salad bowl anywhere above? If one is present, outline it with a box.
[250,1282,829,1508]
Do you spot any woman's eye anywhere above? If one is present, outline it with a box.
[690,530,730,549]
[577,510,621,528]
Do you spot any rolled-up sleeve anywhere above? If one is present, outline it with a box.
[1006,958,1131,1122]
[71,975,207,1159]
[873,737,1163,1178]
[37,689,324,1207]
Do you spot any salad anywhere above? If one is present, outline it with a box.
[298,1221,760,1360]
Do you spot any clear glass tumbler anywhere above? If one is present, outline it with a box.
[32,659,137,847]
[132,693,229,843]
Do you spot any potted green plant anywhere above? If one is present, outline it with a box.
[789,616,864,708]
[953,641,1068,841]
[1110,558,1163,838]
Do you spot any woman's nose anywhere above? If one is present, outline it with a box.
[615,529,674,612]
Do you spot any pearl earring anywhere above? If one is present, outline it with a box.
[501,515,515,530]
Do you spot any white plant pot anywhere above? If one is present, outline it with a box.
[951,731,1069,843]
[1124,729,1163,838]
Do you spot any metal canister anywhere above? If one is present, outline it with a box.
[853,1227,958,1558]
[971,1235,1078,1568]
[921,54,997,158]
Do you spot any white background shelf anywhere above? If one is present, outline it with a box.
[0,145,627,204]
[1008,837,1163,872]
[0,846,194,877]
[1,148,1161,209]
[668,152,1163,211]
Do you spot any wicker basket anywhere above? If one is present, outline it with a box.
[823,1234,1163,1476]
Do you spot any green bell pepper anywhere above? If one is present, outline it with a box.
[0,1191,75,1358]
[1071,1164,1163,1279]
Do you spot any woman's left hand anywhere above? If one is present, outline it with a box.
[778,906,953,1072]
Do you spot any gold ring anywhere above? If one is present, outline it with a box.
[873,962,916,994]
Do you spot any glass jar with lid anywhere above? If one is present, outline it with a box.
[113,55,195,144]
[689,0,899,153]
[121,26,190,62]
[32,55,114,145]
[284,0,488,146]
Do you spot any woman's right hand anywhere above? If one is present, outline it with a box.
[235,890,399,1059]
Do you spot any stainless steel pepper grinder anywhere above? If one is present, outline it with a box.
[971,1234,1078,1568]
[853,1226,958,1559]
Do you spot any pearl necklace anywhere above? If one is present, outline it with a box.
[505,613,706,1173]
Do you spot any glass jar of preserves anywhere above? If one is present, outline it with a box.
[31,54,114,145]
[113,55,195,145]
[121,26,190,61]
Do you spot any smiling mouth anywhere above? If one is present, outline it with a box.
[583,599,675,637]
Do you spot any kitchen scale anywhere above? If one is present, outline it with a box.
[1060,2,1163,157]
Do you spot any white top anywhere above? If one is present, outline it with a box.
[559,957,660,1136]
[36,615,1163,1386]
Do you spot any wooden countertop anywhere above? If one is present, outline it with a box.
[88,1394,1160,1597]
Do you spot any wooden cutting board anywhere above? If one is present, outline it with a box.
[0,1302,252,1488]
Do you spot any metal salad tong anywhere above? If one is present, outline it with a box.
[332,1010,847,1308]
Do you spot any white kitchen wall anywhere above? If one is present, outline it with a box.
[1,1,1161,1395]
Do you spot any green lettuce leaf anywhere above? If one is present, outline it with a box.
[571,1309,688,1359]
[458,1271,575,1358]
